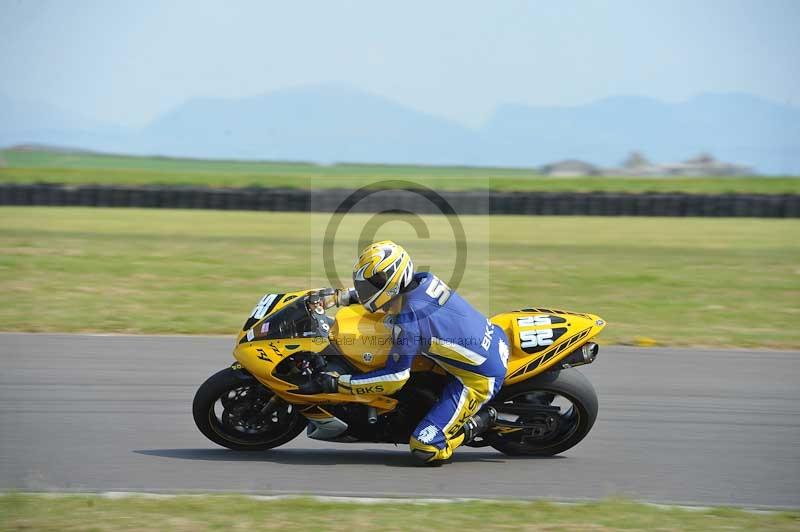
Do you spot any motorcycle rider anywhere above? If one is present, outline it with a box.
[304,240,509,465]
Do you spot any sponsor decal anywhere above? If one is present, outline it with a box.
[447,399,479,437]
[246,329,255,341]
[354,384,384,394]
[417,425,439,444]
[260,321,270,333]
[482,318,495,350]
[498,338,509,367]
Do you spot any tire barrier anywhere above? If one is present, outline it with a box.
[0,183,798,217]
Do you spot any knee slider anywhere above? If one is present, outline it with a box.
[410,448,438,464]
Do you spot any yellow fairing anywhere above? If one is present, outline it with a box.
[234,289,603,415]
[330,306,393,372]
[233,333,399,413]
[491,308,606,385]
[330,305,438,374]
[234,293,398,414]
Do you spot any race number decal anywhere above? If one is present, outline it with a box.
[520,328,553,348]
[251,294,278,319]
[425,276,451,305]
[242,292,286,331]
[517,315,567,354]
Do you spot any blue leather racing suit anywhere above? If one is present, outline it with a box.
[337,272,509,462]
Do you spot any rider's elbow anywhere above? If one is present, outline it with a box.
[378,377,408,396]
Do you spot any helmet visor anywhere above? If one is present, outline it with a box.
[353,271,387,306]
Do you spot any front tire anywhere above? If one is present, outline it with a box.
[490,368,598,456]
[192,367,306,451]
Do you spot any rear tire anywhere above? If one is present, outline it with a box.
[490,368,598,456]
[192,367,307,451]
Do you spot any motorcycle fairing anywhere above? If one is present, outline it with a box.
[329,305,393,372]
[491,308,606,385]
[330,305,439,374]
[234,291,604,414]
[235,295,400,413]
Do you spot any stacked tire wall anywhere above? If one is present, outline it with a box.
[0,183,798,217]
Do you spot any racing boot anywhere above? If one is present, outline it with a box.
[462,406,497,444]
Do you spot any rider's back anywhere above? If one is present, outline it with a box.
[396,272,508,379]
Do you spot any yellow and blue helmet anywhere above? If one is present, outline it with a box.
[353,240,415,313]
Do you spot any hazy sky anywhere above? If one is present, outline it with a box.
[1,0,798,127]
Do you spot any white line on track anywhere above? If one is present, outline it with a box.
[11,491,783,514]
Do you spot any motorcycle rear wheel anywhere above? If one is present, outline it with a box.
[193,367,307,451]
[489,368,598,457]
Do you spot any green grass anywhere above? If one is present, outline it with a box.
[2,148,798,194]
[1,494,798,531]
[1,207,798,347]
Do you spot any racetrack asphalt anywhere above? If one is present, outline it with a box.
[0,333,798,508]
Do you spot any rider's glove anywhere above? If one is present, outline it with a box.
[335,288,358,307]
[317,372,339,393]
[296,372,339,394]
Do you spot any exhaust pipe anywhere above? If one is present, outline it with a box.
[561,342,599,368]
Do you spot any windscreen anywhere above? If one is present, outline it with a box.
[247,298,322,341]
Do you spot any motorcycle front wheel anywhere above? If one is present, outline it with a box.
[192,367,307,451]
[489,368,598,457]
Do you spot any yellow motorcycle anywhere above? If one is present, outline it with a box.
[193,288,606,456]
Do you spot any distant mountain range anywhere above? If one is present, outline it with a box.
[2,85,799,174]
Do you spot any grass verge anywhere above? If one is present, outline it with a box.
[2,149,798,194]
[1,494,799,532]
[1,208,798,347]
